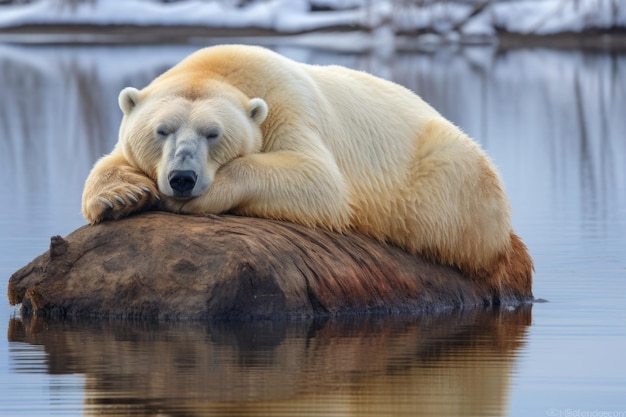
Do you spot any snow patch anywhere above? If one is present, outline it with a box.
[0,0,623,42]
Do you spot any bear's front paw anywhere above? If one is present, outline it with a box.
[158,196,187,214]
[158,194,226,217]
[83,181,160,224]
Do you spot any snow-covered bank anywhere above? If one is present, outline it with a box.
[0,0,625,47]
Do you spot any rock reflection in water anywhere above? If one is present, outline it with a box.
[8,306,531,416]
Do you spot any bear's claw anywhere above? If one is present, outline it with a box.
[140,186,159,200]
[126,193,138,203]
[98,198,114,209]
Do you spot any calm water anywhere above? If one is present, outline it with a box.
[1,43,625,416]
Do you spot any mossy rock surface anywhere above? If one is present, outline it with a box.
[8,212,533,320]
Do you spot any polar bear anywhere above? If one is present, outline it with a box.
[82,44,532,294]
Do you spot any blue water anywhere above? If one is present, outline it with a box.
[1,43,625,417]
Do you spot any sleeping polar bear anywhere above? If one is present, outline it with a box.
[82,44,533,294]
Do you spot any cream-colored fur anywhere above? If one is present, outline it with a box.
[82,45,532,290]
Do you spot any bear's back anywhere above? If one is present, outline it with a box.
[168,45,451,217]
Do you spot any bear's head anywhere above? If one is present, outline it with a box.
[117,82,268,199]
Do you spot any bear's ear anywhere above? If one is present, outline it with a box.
[247,98,268,125]
[118,87,141,115]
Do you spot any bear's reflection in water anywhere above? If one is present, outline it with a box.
[8,306,531,416]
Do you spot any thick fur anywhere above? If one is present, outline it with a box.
[82,45,533,292]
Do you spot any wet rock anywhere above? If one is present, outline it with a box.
[7,212,533,320]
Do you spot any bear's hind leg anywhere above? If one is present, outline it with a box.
[402,119,519,289]
[487,232,534,300]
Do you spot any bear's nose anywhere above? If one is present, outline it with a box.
[168,170,197,194]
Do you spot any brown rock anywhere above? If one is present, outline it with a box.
[7,212,533,320]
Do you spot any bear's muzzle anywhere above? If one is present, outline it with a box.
[168,170,197,197]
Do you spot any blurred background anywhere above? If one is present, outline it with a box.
[1,1,625,416]
[1,0,625,47]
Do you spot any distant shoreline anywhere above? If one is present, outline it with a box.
[1,24,626,51]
